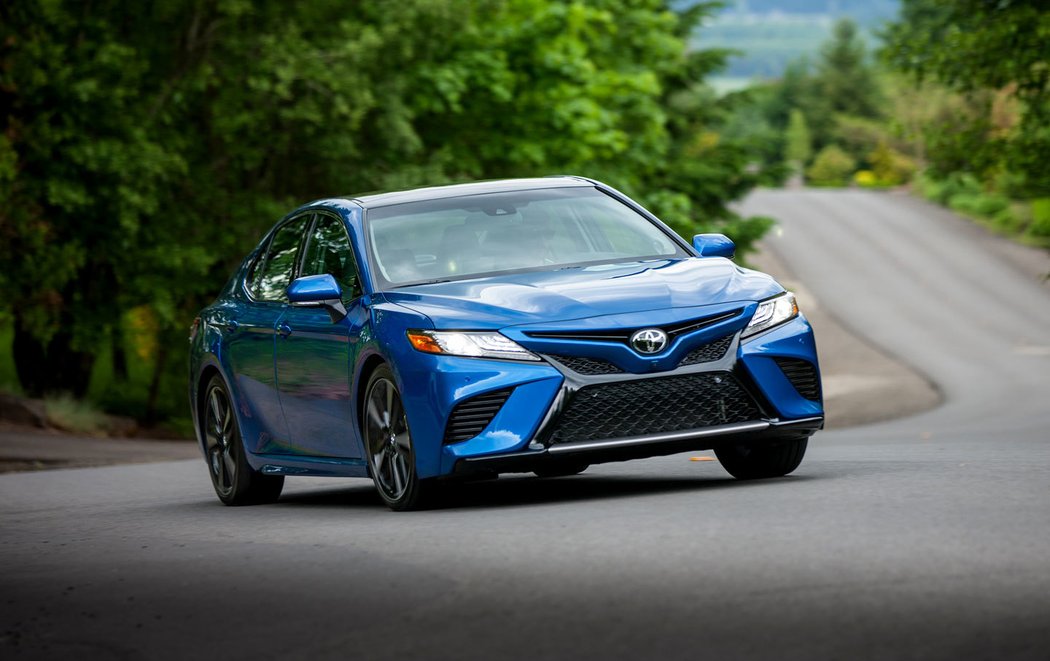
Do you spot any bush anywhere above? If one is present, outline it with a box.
[949,192,1010,217]
[1029,198,1050,238]
[853,170,879,187]
[992,206,1026,234]
[869,141,917,186]
[806,145,856,187]
[44,394,109,435]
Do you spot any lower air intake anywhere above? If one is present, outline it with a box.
[549,372,760,444]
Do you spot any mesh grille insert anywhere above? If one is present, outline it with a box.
[678,334,734,366]
[550,372,760,444]
[443,388,513,444]
[546,355,624,375]
[775,358,821,401]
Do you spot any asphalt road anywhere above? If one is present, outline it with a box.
[3,190,1050,660]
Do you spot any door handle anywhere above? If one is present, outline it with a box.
[277,322,292,338]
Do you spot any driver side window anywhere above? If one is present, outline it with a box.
[252,216,311,302]
[300,215,362,302]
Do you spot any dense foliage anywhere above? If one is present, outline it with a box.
[881,0,1050,197]
[0,0,771,419]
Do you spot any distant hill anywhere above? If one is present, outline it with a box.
[692,0,900,90]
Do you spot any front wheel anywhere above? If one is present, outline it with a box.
[202,375,284,505]
[363,365,432,511]
[715,438,808,480]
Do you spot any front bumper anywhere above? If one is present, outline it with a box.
[453,416,823,475]
[423,313,823,477]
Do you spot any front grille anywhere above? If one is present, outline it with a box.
[775,358,821,401]
[678,334,734,366]
[546,354,624,375]
[549,372,760,444]
[443,388,513,444]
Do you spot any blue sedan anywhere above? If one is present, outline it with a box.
[189,177,823,510]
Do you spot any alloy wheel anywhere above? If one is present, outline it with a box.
[364,377,413,502]
[204,384,237,497]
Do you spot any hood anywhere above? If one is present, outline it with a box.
[380,258,783,330]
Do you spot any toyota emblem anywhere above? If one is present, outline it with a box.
[630,328,668,354]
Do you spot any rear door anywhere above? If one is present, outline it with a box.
[274,213,367,458]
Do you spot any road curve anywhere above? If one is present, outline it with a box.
[3,190,1050,660]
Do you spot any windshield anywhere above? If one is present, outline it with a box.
[365,187,687,288]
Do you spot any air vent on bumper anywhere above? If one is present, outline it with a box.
[443,388,513,444]
[774,358,821,401]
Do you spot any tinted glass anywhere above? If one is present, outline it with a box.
[300,215,361,301]
[253,216,310,301]
[366,187,686,287]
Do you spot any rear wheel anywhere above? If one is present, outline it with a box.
[715,438,808,480]
[363,365,432,511]
[533,462,589,478]
[202,376,284,505]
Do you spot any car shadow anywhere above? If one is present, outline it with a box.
[273,472,816,512]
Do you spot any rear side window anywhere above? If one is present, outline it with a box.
[251,216,311,302]
[300,215,362,301]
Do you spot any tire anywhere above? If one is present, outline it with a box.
[715,438,808,480]
[202,375,284,505]
[533,462,589,478]
[363,365,432,511]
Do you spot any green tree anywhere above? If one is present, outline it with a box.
[881,0,1050,195]
[0,0,772,406]
[784,109,812,171]
[816,18,883,120]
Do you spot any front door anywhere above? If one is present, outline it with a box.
[225,215,312,454]
[275,213,367,458]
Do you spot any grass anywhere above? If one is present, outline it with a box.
[0,311,194,437]
[917,172,1050,250]
[43,393,110,435]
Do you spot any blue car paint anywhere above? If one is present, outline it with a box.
[692,233,736,258]
[287,273,342,303]
[738,314,824,419]
[189,177,823,482]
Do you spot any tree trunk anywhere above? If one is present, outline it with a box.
[144,342,169,425]
[111,324,128,382]
[12,321,96,398]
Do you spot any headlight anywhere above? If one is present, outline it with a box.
[406,330,541,361]
[742,292,798,339]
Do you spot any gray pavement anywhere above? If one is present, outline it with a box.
[3,189,1050,660]
[749,242,941,428]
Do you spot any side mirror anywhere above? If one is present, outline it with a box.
[287,274,347,323]
[692,233,735,259]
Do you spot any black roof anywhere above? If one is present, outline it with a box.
[350,176,593,209]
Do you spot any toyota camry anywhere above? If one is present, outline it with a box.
[189,177,823,510]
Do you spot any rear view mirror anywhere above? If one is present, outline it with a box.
[288,274,346,322]
[692,233,735,259]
